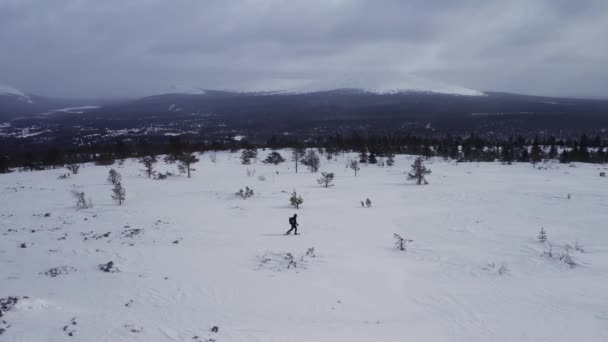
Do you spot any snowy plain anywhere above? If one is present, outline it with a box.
[1,151,608,341]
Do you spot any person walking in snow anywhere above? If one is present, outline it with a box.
[286,214,299,235]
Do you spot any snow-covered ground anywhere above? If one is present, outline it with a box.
[1,151,607,341]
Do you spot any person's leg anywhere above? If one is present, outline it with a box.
[286,225,294,235]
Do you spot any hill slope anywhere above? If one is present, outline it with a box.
[1,152,607,341]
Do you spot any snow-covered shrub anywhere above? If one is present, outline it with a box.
[558,251,577,268]
[257,247,318,271]
[98,261,119,273]
[542,243,578,268]
[257,175,266,181]
[483,262,509,275]
[41,266,77,277]
[236,186,254,199]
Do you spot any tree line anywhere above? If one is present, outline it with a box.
[1,133,606,173]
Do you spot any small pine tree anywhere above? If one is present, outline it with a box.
[107,169,121,185]
[177,153,199,178]
[359,150,369,163]
[301,150,320,172]
[407,156,431,185]
[263,152,285,165]
[111,182,126,205]
[241,148,258,165]
[317,172,334,188]
[365,198,372,207]
[290,190,303,209]
[530,137,543,165]
[538,227,547,243]
[140,155,157,178]
[368,153,378,164]
[291,146,306,173]
[386,153,395,167]
[393,233,412,252]
[349,159,360,176]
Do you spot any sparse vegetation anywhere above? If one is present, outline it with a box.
[236,186,254,199]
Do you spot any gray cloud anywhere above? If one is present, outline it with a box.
[0,0,607,98]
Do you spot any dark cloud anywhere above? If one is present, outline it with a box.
[0,0,606,98]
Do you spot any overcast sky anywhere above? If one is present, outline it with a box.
[1,0,607,98]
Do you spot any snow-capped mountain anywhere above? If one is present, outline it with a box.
[0,83,99,121]
[210,76,485,96]
[0,84,34,103]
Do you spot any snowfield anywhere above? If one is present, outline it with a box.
[1,151,608,341]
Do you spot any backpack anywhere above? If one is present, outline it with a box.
[289,216,295,225]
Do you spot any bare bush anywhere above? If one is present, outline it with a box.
[71,190,92,209]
